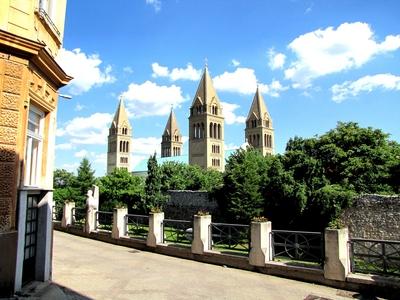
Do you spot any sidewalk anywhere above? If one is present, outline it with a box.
[48,231,368,300]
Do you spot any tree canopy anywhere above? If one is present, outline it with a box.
[97,168,144,212]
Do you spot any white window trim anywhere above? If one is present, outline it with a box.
[24,105,45,187]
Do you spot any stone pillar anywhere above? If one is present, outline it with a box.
[249,221,272,266]
[191,214,211,254]
[324,228,350,281]
[147,212,164,247]
[112,207,128,239]
[61,202,75,228]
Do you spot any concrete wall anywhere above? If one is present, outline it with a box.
[164,190,218,220]
[339,194,400,240]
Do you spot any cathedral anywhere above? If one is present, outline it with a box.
[107,66,274,173]
[107,98,133,174]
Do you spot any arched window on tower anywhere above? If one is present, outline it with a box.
[217,124,221,139]
[201,123,205,138]
[213,123,217,139]
[209,123,213,138]
[120,141,123,152]
[264,134,267,147]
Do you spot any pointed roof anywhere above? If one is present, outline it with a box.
[246,87,271,121]
[163,109,181,136]
[191,66,220,106]
[112,97,131,128]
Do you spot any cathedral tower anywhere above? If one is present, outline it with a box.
[245,87,274,155]
[189,66,225,171]
[161,109,183,157]
[107,97,132,173]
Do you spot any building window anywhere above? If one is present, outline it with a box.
[25,105,45,186]
[38,0,60,36]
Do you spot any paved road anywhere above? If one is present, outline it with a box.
[52,231,356,300]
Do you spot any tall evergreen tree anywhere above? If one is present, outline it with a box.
[144,153,167,211]
[74,158,96,206]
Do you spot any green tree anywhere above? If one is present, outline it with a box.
[262,155,307,228]
[220,148,268,223]
[74,158,96,206]
[53,169,80,205]
[97,168,144,212]
[159,161,189,192]
[144,154,167,211]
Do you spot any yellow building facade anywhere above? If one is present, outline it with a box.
[0,0,70,295]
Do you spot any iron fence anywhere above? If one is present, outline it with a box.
[210,223,250,254]
[52,205,63,221]
[95,211,113,231]
[125,214,149,239]
[71,207,86,228]
[162,219,192,246]
[271,230,324,265]
[349,238,400,277]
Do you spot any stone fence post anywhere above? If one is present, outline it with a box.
[147,212,164,247]
[112,208,128,239]
[61,202,75,228]
[324,228,350,281]
[192,214,212,254]
[249,221,272,266]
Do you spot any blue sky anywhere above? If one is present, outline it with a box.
[55,0,400,176]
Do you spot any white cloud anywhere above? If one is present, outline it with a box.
[123,66,134,74]
[152,63,169,77]
[56,48,115,95]
[213,67,287,97]
[331,73,400,102]
[130,137,161,169]
[262,80,289,98]
[74,103,85,111]
[221,102,246,125]
[132,137,161,155]
[151,62,201,81]
[55,143,74,150]
[268,49,286,70]
[225,143,240,151]
[74,149,89,158]
[61,163,79,173]
[122,81,187,117]
[214,68,258,95]
[304,3,314,14]
[57,112,113,145]
[146,0,161,12]
[284,22,400,88]
[232,59,240,67]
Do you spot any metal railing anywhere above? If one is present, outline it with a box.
[95,211,113,231]
[349,238,400,277]
[210,223,250,254]
[52,205,63,221]
[125,214,149,239]
[271,230,324,265]
[71,207,86,228]
[162,219,192,246]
